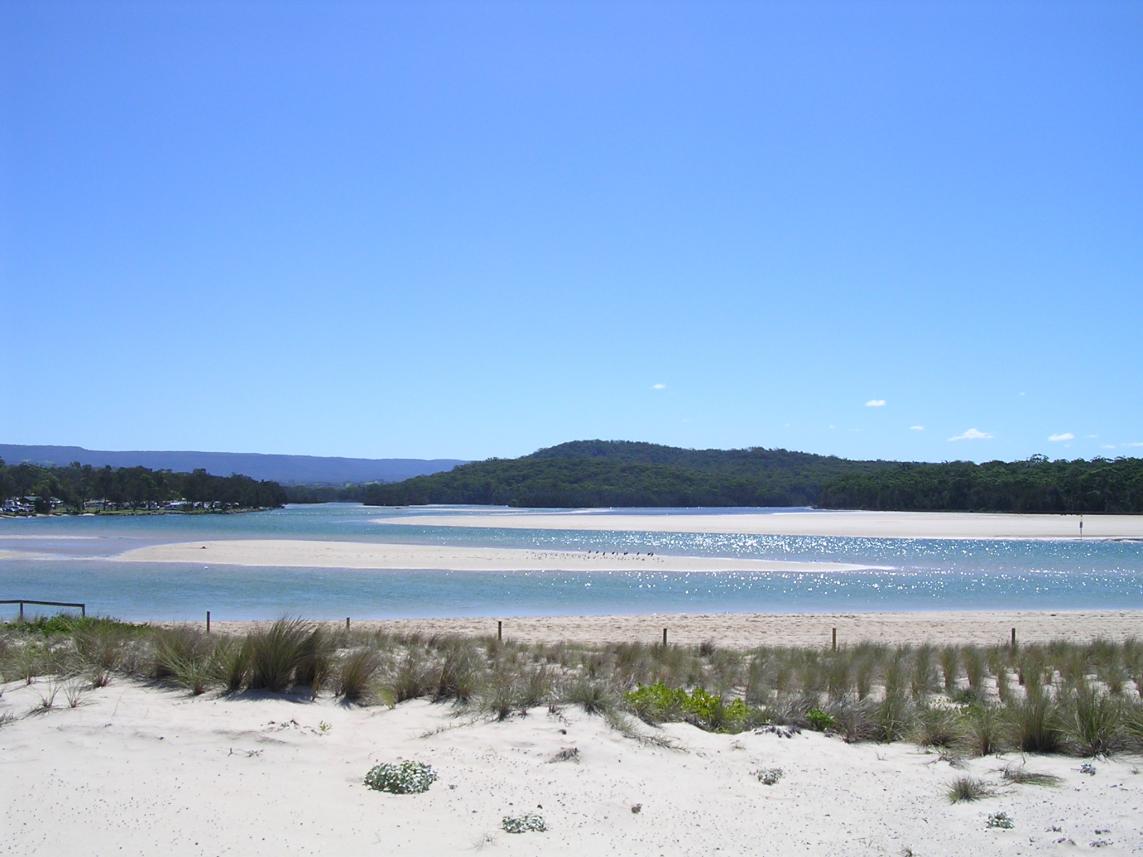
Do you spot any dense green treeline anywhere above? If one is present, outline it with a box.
[361,440,1143,513]
[820,456,1143,513]
[0,459,288,513]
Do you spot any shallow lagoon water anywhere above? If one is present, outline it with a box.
[1,504,1140,620]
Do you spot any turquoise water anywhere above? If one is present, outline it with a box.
[1,504,1140,621]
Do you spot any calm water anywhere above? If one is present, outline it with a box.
[0,504,1140,621]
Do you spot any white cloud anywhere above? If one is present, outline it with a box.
[1126,441,1143,448]
[651,383,667,391]
[909,425,925,432]
[865,399,886,408]
[1048,432,1075,443]
[1102,444,1118,450]
[948,428,992,442]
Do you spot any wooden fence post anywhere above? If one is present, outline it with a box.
[346,617,351,631]
[662,627,668,647]
[206,610,211,634]
[1011,627,1017,649]
[497,620,502,641]
[832,627,837,652]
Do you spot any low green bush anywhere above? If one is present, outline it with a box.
[625,681,752,732]
[807,707,836,732]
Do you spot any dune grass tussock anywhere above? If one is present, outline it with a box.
[4,617,1143,757]
[947,776,994,803]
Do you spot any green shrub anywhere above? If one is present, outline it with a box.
[364,761,438,794]
[624,682,751,733]
[807,707,836,732]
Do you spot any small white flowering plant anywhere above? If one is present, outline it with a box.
[364,760,438,794]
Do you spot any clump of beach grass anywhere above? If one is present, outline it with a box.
[1008,692,1064,754]
[337,648,382,703]
[1000,765,1061,787]
[247,618,313,693]
[962,704,1005,756]
[1066,684,1123,756]
[947,776,994,803]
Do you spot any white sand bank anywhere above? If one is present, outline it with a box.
[211,610,1143,649]
[117,539,876,572]
[1,678,1138,856]
[373,509,1143,539]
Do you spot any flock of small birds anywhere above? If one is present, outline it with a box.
[522,549,658,562]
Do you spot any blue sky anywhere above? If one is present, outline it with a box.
[2,2,1140,463]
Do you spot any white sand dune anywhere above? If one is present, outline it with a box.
[209,610,1143,649]
[372,509,1143,539]
[117,539,879,573]
[1,677,1138,856]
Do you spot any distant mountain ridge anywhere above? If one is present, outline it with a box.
[0,444,464,486]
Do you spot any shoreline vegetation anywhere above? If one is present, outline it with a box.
[0,458,288,516]
[2,613,1141,854]
[6,613,1143,756]
[356,440,1143,514]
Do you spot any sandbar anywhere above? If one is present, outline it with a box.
[117,538,877,572]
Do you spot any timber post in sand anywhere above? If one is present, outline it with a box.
[832,627,837,652]
[206,611,211,634]
[497,620,502,641]
[1011,627,1017,649]
[662,627,668,647]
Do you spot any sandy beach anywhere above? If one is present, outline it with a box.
[116,539,878,573]
[372,509,1143,540]
[1,677,1139,856]
[208,610,1143,649]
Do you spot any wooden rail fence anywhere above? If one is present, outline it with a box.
[1,599,87,621]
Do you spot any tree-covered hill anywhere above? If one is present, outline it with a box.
[361,440,1143,513]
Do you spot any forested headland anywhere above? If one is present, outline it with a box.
[360,440,1143,514]
[0,459,288,514]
